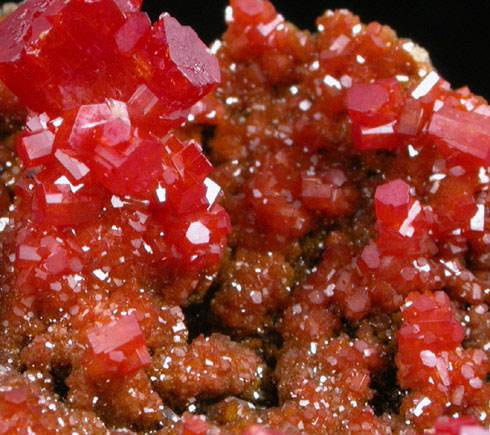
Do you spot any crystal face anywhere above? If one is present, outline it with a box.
[346,78,403,150]
[83,315,152,379]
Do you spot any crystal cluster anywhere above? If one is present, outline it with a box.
[208,0,490,431]
[0,0,219,131]
[396,291,490,428]
[346,71,490,171]
[0,0,228,380]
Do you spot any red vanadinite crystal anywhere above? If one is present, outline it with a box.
[227,0,284,57]
[429,106,490,168]
[83,315,151,379]
[372,179,435,256]
[434,416,490,435]
[346,78,403,150]
[181,413,212,435]
[374,178,411,227]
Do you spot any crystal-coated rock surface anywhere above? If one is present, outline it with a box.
[2,0,490,433]
[0,0,230,411]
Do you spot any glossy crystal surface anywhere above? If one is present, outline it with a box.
[84,315,152,379]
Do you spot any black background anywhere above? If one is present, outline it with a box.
[143,0,490,99]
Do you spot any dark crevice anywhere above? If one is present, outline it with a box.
[260,329,283,371]
[183,281,222,342]
[342,317,358,339]
[256,371,280,409]
[486,371,490,384]
[190,396,228,415]
[370,363,405,416]
[50,365,70,401]
[200,125,217,161]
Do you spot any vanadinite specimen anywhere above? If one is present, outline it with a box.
[2,0,490,433]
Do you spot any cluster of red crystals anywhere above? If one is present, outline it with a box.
[226,146,358,248]
[347,69,490,174]
[0,371,125,434]
[0,0,230,273]
[0,0,230,385]
[372,178,435,256]
[16,106,230,252]
[0,0,219,133]
[226,0,286,59]
[396,291,490,429]
[3,0,490,432]
[206,2,490,431]
[83,314,151,379]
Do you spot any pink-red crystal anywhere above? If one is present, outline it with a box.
[374,179,411,227]
[435,417,489,435]
[83,315,151,379]
[346,78,403,150]
[429,106,490,168]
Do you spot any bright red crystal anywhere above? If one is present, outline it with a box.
[83,315,151,379]
[162,203,231,271]
[374,179,411,227]
[93,133,165,200]
[31,176,107,226]
[373,179,435,256]
[182,414,211,435]
[0,0,220,135]
[16,130,55,168]
[346,78,403,150]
